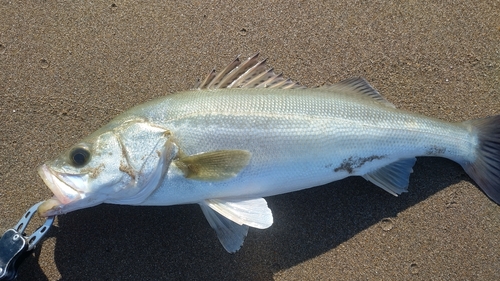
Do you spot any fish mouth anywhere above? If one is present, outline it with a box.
[37,164,84,216]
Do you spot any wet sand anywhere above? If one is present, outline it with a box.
[1,1,499,280]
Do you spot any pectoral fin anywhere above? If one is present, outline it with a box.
[362,158,416,196]
[174,150,251,181]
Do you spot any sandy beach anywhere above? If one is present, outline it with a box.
[1,1,499,280]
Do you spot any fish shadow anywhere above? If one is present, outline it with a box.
[18,158,469,281]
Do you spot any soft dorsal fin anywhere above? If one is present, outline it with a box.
[322,77,396,108]
[195,53,305,90]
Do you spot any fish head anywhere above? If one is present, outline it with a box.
[37,120,178,216]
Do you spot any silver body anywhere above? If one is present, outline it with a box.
[113,88,472,205]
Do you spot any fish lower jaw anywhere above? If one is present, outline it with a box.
[37,197,64,217]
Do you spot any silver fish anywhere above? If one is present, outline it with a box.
[38,53,500,252]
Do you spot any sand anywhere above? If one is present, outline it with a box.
[1,1,499,280]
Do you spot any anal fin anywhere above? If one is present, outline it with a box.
[362,158,416,196]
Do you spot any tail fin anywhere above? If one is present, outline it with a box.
[463,115,500,204]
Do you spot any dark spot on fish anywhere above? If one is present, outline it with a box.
[334,155,386,174]
[425,145,446,156]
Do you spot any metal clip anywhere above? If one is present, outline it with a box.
[0,202,54,280]
[13,202,54,251]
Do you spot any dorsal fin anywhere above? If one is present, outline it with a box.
[321,77,396,108]
[208,56,242,88]
[195,53,305,90]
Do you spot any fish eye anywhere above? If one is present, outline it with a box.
[69,146,91,167]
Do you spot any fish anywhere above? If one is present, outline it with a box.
[37,53,500,253]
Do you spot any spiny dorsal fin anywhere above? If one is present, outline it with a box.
[209,56,244,89]
[195,53,305,90]
[322,77,396,108]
